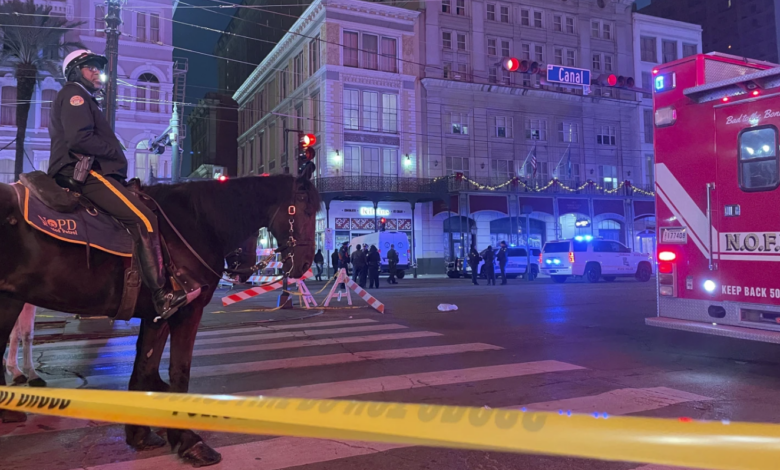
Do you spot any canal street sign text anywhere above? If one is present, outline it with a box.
[546,65,591,86]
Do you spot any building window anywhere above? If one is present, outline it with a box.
[521,43,530,60]
[309,35,320,75]
[566,50,575,66]
[457,33,467,51]
[40,89,56,128]
[0,159,12,183]
[1,86,15,126]
[495,116,512,138]
[362,147,380,175]
[137,73,159,112]
[738,127,779,190]
[554,48,563,65]
[442,0,451,13]
[258,89,265,119]
[38,158,49,172]
[446,156,469,176]
[311,94,320,133]
[641,36,657,62]
[591,21,600,38]
[382,94,397,133]
[455,0,465,16]
[643,109,654,144]
[683,43,698,58]
[597,125,616,146]
[592,53,601,71]
[486,3,495,21]
[442,31,452,49]
[558,122,578,142]
[534,45,543,62]
[136,12,146,42]
[604,54,613,72]
[491,159,512,178]
[489,67,497,83]
[533,11,542,28]
[500,5,509,23]
[95,5,105,38]
[362,91,379,131]
[565,17,574,34]
[662,40,678,63]
[520,9,529,26]
[294,51,304,88]
[382,148,398,176]
[553,15,562,32]
[525,119,547,140]
[451,113,469,135]
[501,40,510,57]
[344,145,360,175]
[343,89,359,130]
[645,154,654,186]
[641,71,652,98]
[602,23,612,40]
[150,13,160,43]
[599,165,618,189]
[295,104,303,138]
[278,67,288,101]
[362,34,378,70]
[443,62,452,79]
[487,38,496,56]
[380,37,397,73]
[344,31,359,67]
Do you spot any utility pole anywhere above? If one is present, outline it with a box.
[103,0,122,131]
[170,104,180,182]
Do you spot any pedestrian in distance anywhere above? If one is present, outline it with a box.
[314,249,324,281]
[331,248,340,279]
[361,245,369,287]
[481,245,496,285]
[468,244,481,285]
[497,241,508,285]
[387,243,399,284]
[368,245,381,289]
[351,244,367,288]
[338,241,350,290]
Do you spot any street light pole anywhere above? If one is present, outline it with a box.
[170,104,180,182]
[103,0,122,131]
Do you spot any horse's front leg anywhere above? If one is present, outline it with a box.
[4,310,24,384]
[124,317,170,450]
[0,297,29,423]
[19,305,45,387]
[166,303,222,467]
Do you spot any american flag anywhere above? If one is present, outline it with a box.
[530,146,537,176]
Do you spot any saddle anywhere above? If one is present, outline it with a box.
[15,171,203,321]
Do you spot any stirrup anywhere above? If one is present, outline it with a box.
[153,289,188,322]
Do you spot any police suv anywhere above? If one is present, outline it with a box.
[540,236,654,283]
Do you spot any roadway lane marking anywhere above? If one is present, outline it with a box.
[515,387,712,415]
[38,331,443,368]
[65,386,712,470]
[43,343,504,389]
[246,360,586,399]
[1,359,576,438]
[32,319,380,350]
[35,324,408,356]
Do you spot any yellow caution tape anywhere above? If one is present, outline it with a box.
[1,386,779,470]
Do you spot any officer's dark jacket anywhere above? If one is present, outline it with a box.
[48,82,127,178]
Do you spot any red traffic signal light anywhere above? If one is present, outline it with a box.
[300,133,316,148]
[607,74,617,86]
[503,57,519,72]
[380,217,387,224]
[598,74,635,89]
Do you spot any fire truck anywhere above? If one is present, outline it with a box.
[649,52,780,343]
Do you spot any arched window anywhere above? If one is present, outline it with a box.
[1,86,17,126]
[137,73,159,112]
[40,89,57,128]
[134,140,159,182]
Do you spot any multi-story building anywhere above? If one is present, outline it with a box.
[233,0,426,264]
[0,0,179,184]
[417,0,654,270]
[631,13,701,256]
[187,93,238,177]
[639,0,780,64]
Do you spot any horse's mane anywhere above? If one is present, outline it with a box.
[141,175,321,248]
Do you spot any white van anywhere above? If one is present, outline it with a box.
[348,231,411,278]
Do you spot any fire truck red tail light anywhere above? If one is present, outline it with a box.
[538,254,542,264]
[722,96,730,102]
[568,252,575,263]
[658,262,673,274]
[752,90,760,96]
[658,251,676,262]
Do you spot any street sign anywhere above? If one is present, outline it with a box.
[546,65,591,87]
[324,227,334,251]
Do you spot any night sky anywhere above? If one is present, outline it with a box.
[173,0,236,175]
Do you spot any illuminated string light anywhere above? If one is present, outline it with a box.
[439,175,655,196]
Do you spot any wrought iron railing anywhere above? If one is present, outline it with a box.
[314,176,447,194]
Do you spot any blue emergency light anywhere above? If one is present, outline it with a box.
[654,72,676,93]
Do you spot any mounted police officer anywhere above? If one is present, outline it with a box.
[47,50,187,318]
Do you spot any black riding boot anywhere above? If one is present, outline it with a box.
[134,228,188,319]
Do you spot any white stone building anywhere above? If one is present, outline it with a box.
[0,0,178,184]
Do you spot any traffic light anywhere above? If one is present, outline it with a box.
[297,133,317,176]
[379,217,387,232]
[596,74,636,89]
[501,58,543,76]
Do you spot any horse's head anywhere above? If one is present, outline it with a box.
[267,174,321,279]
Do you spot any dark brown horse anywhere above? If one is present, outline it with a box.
[0,174,320,466]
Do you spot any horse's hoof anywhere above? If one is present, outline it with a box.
[180,441,222,468]
[1,410,27,423]
[127,430,166,450]
[27,377,47,387]
[11,375,27,385]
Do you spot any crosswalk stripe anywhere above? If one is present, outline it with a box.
[515,387,711,415]
[246,360,585,399]
[40,324,408,357]
[32,319,379,350]
[1,360,578,438]
[66,386,711,470]
[44,343,504,389]
[39,331,443,368]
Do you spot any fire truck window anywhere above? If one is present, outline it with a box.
[739,127,779,191]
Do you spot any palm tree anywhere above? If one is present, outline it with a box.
[0,0,83,180]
